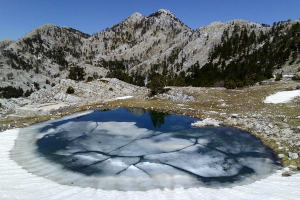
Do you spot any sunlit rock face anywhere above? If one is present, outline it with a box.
[12,108,280,191]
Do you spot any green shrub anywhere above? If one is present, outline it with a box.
[6,73,13,80]
[292,74,300,81]
[24,89,33,97]
[86,76,94,82]
[34,66,39,74]
[93,72,99,79]
[100,79,109,83]
[152,87,171,96]
[147,74,168,96]
[68,66,86,81]
[275,73,282,81]
[235,80,244,88]
[33,82,40,90]
[0,86,24,98]
[224,80,237,89]
[66,86,75,94]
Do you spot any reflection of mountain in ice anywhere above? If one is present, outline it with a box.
[11,108,279,191]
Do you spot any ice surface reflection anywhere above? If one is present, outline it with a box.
[12,108,280,191]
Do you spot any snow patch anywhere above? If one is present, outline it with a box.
[114,96,133,100]
[157,9,173,15]
[191,118,221,127]
[264,90,300,104]
[282,74,294,78]
[289,152,299,160]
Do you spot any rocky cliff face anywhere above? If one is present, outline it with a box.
[82,9,193,71]
[0,9,298,95]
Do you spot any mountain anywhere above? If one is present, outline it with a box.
[0,9,299,98]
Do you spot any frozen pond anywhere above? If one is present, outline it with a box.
[11,108,280,191]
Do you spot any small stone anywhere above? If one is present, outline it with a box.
[281,128,293,135]
[288,152,299,159]
[231,114,239,118]
[282,171,292,177]
[278,154,285,158]
[191,118,221,127]
[289,165,297,169]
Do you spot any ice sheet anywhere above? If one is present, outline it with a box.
[11,117,279,191]
[1,128,300,199]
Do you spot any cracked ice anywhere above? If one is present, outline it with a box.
[11,109,279,191]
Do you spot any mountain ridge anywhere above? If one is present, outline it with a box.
[0,9,299,97]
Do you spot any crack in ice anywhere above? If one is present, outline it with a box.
[11,108,279,191]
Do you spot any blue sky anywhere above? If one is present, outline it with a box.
[1,0,300,41]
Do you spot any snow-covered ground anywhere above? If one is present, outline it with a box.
[264,90,300,104]
[114,96,134,100]
[1,128,300,199]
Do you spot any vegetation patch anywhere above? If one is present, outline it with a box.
[0,86,24,98]
[66,86,75,94]
[292,74,300,81]
[68,66,86,81]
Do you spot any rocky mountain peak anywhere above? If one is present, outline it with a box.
[0,38,14,44]
[123,12,146,25]
[0,39,14,51]
[157,9,174,16]
[149,9,177,20]
[25,24,58,36]
[226,19,263,28]
[130,12,145,19]
[22,24,90,41]
[147,9,191,31]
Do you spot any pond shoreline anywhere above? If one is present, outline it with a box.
[10,108,280,191]
[1,79,300,174]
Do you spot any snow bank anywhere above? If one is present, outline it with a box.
[1,128,300,199]
[191,118,221,127]
[114,96,133,100]
[264,90,300,104]
[282,74,294,78]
